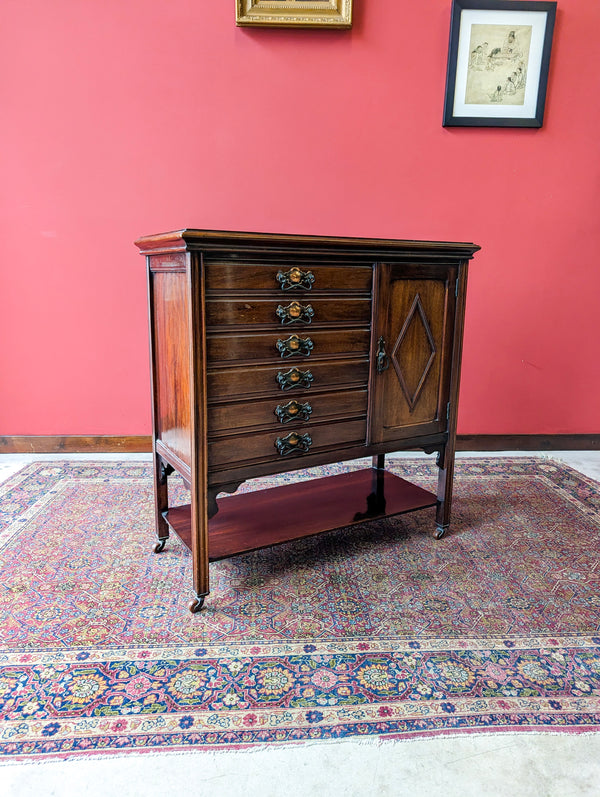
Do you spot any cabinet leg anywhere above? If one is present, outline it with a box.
[189,471,210,612]
[153,455,172,553]
[371,454,386,514]
[435,444,455,539]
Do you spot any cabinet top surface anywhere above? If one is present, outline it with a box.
[135,228,480,259]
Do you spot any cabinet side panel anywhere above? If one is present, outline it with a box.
[151,269,191,468]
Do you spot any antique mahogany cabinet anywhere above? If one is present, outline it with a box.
[135,229,480,612]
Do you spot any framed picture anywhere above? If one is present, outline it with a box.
[443,0,557,127]
[236,1,353,29]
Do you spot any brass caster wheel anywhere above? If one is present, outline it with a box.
[434,525,447,540]
[154,538,167,553]
[188,596,206,613]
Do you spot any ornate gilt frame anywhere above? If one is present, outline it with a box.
[236,1,353,29]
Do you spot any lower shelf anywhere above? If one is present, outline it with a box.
[165,468,437,561]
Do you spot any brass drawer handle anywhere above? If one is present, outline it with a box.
[276,367,314,391]
[277,267,315,291]
[276,334,314,358]
[275,400,313,424]
[276,301,314,325]
[275,431,313,456]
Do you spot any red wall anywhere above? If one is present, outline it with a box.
[2,1,599,436]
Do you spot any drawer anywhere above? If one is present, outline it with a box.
[208,419,367,468]
[207,358,370,399]
[206,328,370,364]
[208,389,368,433]
[205,298,371,328]
[205,263,373,293]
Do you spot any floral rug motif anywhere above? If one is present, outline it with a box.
[0,457,599,759]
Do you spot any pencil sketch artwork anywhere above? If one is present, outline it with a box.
[465,24,532,105]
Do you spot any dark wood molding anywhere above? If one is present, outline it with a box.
[456,435,600,451]
[0,436,153,453]
[0,434,598,455]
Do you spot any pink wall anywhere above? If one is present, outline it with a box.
[2,1,599,436]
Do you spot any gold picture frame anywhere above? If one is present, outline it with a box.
[236,0,353,29]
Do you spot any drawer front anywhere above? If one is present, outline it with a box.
[208,419,367,468]
[206,298,371,328]
[206,328,370,364]
[208,389,368,433]
[207,358,370,399]
[205,263,373,293]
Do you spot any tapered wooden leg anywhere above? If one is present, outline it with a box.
[435,444,455,539]
[372,454,386,471]
[153,454,172,553]
[189,472,210,612]
[370,454,386,514]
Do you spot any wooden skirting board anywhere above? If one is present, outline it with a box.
[0,436,152,453]
[0,435,598,453]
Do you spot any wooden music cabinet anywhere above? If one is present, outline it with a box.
[135,230,480,612]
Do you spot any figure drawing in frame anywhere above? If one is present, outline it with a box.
[443,1,557,128]
[465,24,532,105]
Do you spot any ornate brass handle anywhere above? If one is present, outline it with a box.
[276,367,314,391]
[277,267,315,291]
[276,334,314,358]
[274,400,313,424]
[276,301,314,325]
[376,336,389,374]
[275,431,313,456]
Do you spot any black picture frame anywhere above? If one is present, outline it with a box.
[443,0,557,127]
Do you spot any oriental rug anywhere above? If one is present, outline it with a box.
[0,457,599,760]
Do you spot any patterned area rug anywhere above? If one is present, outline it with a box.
[0,457,599,759]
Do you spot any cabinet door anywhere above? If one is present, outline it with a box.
[371,263,456,443]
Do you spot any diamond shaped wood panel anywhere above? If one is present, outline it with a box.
[390,293,437,410]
